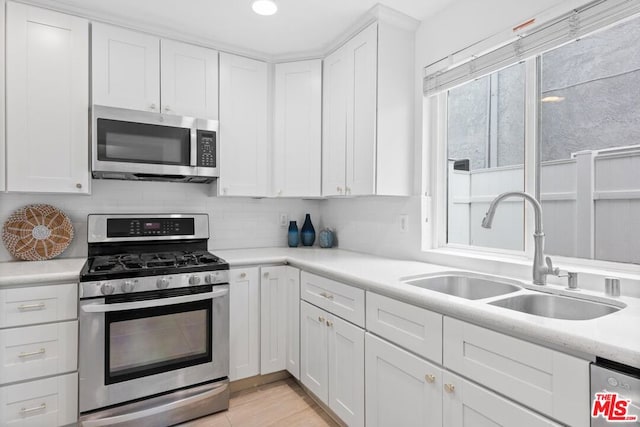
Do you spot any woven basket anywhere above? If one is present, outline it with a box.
[2,204,74,261]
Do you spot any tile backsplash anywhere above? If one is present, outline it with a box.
[0,180,322,262]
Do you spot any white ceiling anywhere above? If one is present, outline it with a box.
[38,0,454,58]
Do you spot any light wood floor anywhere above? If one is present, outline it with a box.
[179,379,340,427]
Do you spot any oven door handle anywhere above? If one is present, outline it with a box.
[81,288,227,313]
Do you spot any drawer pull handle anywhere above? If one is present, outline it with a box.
[425,374,436,383]
[18,303,46,311]
[18,348,46,358]
[318,316,325,323]
[444,384,455,393]
[319,292,334,300]
[326,320,333,327]
[20,403,46,414]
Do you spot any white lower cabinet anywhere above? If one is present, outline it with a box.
[260,266,288,374]
[443,317,590,426]
[285,267,301,379]
[365,333,442,427]
[229,267,260,380]
[442,371,561,427]
[0,372,78,427]
[301,301,364,427]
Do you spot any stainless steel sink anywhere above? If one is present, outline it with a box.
[490,293,621,320]
[404,274,521,300]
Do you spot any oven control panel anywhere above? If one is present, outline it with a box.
[197,130,216,168]
[80,270,230,298]
[107,218,195,238]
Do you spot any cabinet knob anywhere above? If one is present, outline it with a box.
[240,272,247,279]
[320,292,334,300]
[150,103,157,111]
[223,188,228,195]
[277,190,282,196]
[76,183,82,189]
[326,320,333,327]
[264,272,269,278]
[336,186,343,194]
[318,316,325,323]
[164,105,171,112]
[346,186,351,194]
[425,374,436,383]
[444,384,455,393]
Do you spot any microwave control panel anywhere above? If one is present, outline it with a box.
[197,130,216,168]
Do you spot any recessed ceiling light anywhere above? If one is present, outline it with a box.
[541,96,565,103]
[252,0,278,16]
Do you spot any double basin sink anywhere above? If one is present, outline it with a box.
[403,274,622,320]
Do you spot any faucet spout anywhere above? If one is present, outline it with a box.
[481,191,557,285]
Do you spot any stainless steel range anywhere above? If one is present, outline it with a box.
[78,214,229,427]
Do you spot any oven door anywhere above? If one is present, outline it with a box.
[79,285,229,413]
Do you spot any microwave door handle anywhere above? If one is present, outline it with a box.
[81,288,228,313]
[190,128,198,167]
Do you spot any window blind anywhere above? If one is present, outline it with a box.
[423,0,640,96]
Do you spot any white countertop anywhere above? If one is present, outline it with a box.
[1,248,638,367]
[216,247,640,368]
[0,257,86,287]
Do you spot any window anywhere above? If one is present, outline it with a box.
[430,7,640,266]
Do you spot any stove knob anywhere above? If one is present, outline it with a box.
[206,272,220,284]
[188,275,201,286]
[100,282,115,295]
[121,280,135,293]
[156,277,170,289]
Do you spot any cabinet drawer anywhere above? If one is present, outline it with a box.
[301,272,364,327]
[367,292,442,364]
[0,321,78,385]
[0,372,77,426]
[0,283,77,328]
[443,317,589,427]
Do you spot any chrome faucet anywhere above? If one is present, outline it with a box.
[481,191,559,285]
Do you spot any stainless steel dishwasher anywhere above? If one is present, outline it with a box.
[591,360,640,426]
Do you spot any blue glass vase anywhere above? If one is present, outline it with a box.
[301,214,315,246]
[288,221,299,247]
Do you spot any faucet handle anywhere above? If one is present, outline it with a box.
[545,256,560,276]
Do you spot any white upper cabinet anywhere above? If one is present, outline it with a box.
[346,23,377,196]
[322,44,349,196]
[92,23,160,112]
[160,39,219,119]
[218,53,269,197]
[322,18,416,196]
[273,60,322,197]
[5,3,90,194]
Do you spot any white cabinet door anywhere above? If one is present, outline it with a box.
[260,266,287,375]
[442,371,561,427]
[219,53,268,197]
[300,301,329,403]
[285,266,300,379]
[92,23,160,112]
[346,22,377,196]
[365,333,443,427]
[273,60,322,197]
[322,45,349,196]
[5,3,89,194]
[229,267,260,380]
[328,315,364,427]
[161,39,218,119]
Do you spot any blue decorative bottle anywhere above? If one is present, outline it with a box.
[288,221,299,247]
[301,214,316,246]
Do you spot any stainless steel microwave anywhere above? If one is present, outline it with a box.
[92,105,219,183]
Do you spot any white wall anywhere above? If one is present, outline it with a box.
[0,180,321,261]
